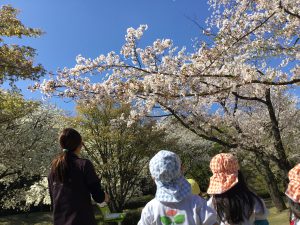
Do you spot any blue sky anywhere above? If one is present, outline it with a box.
[3,0,210,113]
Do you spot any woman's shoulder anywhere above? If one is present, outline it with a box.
[71,155,94,170]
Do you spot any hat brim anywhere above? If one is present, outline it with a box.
[285,180,300,203]
[155,176,191,202]
[207,173,238,195]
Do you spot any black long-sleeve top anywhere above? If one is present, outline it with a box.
[48,152,105,225]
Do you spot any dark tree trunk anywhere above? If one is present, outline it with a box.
[265,89,291,181]
[256,155,287,211]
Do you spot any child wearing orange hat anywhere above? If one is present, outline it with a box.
[206,153,269,225]
[285,163,300,225]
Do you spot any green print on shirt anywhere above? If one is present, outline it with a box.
[160,209,186,225]
[160,216,172,225]
[173,214,185,224]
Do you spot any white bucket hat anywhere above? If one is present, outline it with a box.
[149,150,191,202]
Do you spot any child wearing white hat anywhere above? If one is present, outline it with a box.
[138,150,217,225]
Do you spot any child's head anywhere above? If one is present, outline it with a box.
[286,163,300,219]
[207,153,239,195]
[149,150,191,202]
[207,153,263,224]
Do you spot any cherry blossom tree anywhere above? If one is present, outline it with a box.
[0,104,63,211]
[34,0,299,210]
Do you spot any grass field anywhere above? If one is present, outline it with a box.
[0,206,290,225]
[0,212,52,225]
[268,207,289,225]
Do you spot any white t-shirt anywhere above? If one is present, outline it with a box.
[207,197,268,225]
[291,213,300,225]
[138,194,217,225]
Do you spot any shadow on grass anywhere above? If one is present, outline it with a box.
[0,212,52,225]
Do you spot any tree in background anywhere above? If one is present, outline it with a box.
[35,0,299,210]
[163,119,215,192]
[0,3,45,127]
[0,90,39,124]
[0,103,63,211]
[0,4,44,87]
[72,98,168,211]
[0,3,57,213]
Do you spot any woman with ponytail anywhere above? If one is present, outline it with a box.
[48,128,109,225]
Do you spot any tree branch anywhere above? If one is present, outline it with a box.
[232,91,267,104]
[279,1,300,20]
[158,101,238,148]
[251,79,300,86]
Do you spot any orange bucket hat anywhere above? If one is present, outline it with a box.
[285,164,300,203]
[207,153,239,195]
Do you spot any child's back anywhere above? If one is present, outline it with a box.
[139,194,216,225]
[206,153,269,225]
[138,150,217,225]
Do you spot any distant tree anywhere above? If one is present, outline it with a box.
[163,119,215,191]
[0,5,45,87]
[72,99,168,211]
[0,90,38,124]
[0,103,63,211]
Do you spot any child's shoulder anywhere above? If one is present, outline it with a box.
[191,194,210,208]
[188,194,208,204]
[143,197,160,209]
[144,195,208,210]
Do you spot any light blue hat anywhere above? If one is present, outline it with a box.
[149,150,191,202]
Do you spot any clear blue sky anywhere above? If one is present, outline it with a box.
[3,0,210,113]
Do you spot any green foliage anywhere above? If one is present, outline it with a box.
[0,5,45,86]
[122,208,143,225]
[123,195,153,210]
[180,142,222,192]
[185,164,211,193]
[0,90,39,124]
[242,164,270,198]
[72,98,168,211]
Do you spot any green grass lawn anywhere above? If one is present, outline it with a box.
[268,206,289,225]
[0,212,52,225]
[0,206,291,225]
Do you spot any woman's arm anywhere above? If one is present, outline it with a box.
[47,174,53,210]
[84,160,106,203]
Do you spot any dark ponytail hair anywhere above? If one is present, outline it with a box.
[50,128,82,183]
[214,171,265,224]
